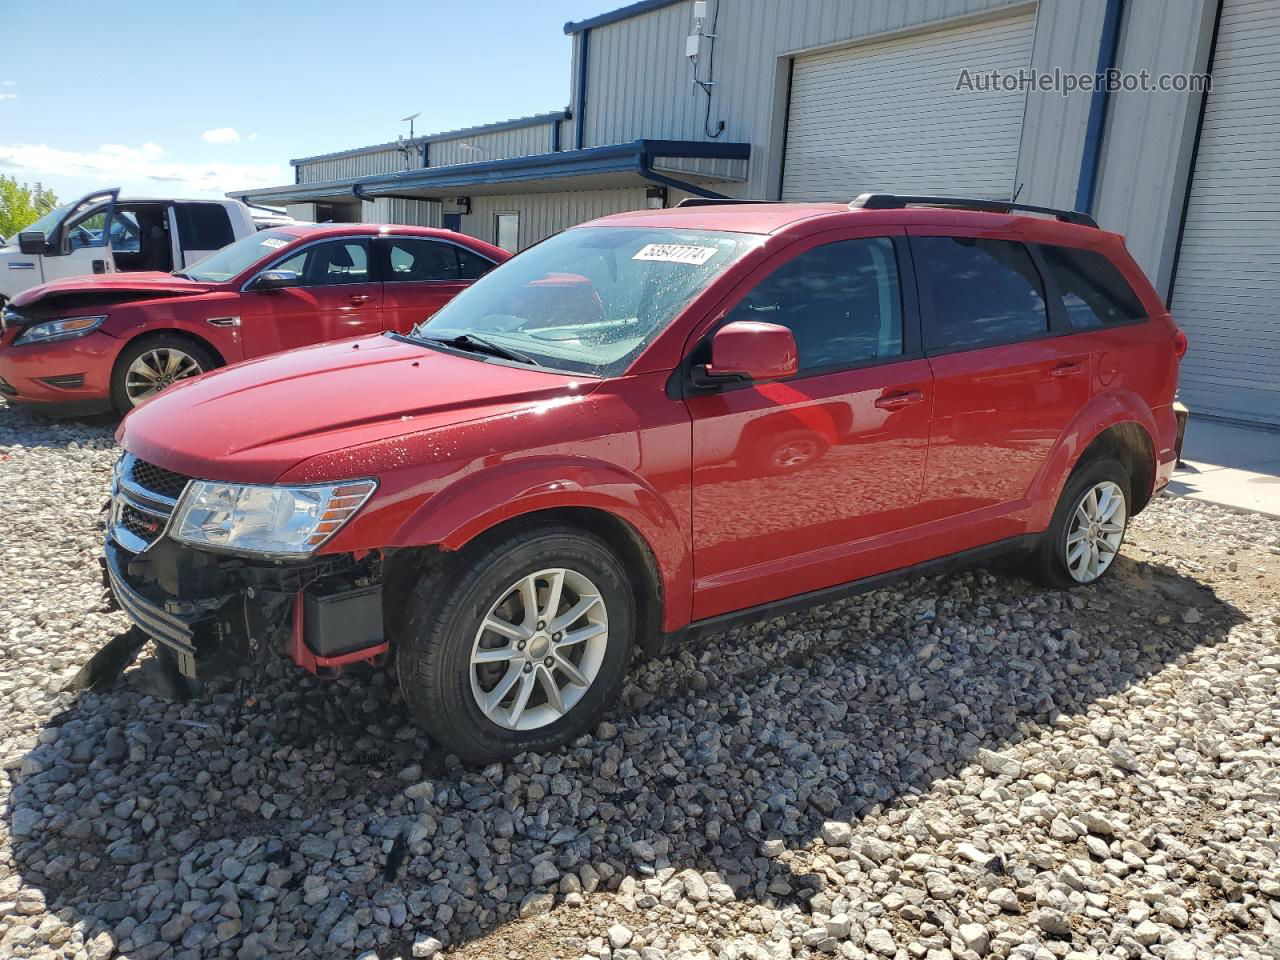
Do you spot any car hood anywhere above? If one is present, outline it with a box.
[119,334,599,484]
[10,272,216,309]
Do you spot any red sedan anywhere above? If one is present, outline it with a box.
[0,224,508,413]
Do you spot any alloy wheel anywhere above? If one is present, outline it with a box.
[469,567,609,730]
[124,347,204,404]
[1064,480,1127,583]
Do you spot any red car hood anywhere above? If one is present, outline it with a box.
[119,335,598,484]
[11,272,215,307]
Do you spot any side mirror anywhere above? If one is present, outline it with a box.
[248,269,301,291]
[18,231,49,256]
[695,320,798,387]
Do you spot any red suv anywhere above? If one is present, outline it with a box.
[0,224,507,413]
[103,194,1185,762]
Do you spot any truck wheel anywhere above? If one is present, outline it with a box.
[397,525,635,763]
[111,335,215,412]
[1028,456,1130,589]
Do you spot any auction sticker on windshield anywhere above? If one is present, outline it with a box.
[632,243,719,265]
[260,237,289,249]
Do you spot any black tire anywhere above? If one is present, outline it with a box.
[111,334,216,413]
[1028,456,1131,589]
[397,524,635,763]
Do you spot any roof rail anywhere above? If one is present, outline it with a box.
[849,192,1098,228]
[674,198,785,208]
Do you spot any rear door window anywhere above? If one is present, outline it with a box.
[386,238,459,281]
[1035,243,1148,329]
[913,236,1048,351]
[175,203,235,252]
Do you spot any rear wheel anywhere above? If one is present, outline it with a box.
[397,525,635,763]
[1029,456,1130,588]
[111,335,215,412]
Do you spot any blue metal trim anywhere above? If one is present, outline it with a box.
[564,0,685,34]
[1075,0,1126,214]
[575,29,590,151]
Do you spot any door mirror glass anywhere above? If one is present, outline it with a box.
[700,320,798,385]
[17,231,49,255]
[249,269,302,291]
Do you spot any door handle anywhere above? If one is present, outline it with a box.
[1050,361,1084,378]
[347,294,372,305]
[874,389,925,410]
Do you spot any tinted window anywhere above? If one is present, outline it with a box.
[726,237,903,374]
[387,238,459,281]
[1036,243,1147,329]
[275,239,370,287]
[915,237,1048,350]
[456,246,494,280]
[175,203,234,251]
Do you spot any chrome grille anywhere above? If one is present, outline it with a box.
[128,457,191,501]
[109,453,191,553]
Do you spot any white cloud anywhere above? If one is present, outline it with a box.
[201,127,241,144]
[0,141,285,197]
[0,94,16,102]
[247,132,259,142]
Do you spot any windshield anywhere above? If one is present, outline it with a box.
[178,229,298,282]
[14,202,73,239]
[410,226,761,376]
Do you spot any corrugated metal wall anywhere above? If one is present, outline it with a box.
[577,0,1028,198]
[430,124,557,168]
[1013,0,1108,208]
[459,188,656,248]
[297,149,414,183]
[1092,0,1217,294]
[285,203,316,222]
[360,198,441,227]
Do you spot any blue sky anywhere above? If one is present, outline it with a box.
[1,0,613,202]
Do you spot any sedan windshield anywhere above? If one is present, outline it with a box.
[410,226,761,376]
[178,229,298,282]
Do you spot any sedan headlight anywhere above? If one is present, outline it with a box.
[13,315,108,345]
[172,479,377,556]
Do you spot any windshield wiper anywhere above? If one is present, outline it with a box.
[424,333,539,366]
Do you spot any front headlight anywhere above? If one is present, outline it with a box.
[13,315,108,345]
[171,479,377,557]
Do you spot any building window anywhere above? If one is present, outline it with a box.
[495,212,519,253]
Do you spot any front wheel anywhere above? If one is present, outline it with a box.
[111,335,215,412]
[397,525,635,763]
[1029,456,1131,588]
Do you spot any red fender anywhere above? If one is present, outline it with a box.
[388,456,693,630]
[1026,388,1167,530]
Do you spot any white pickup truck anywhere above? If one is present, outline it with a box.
[0,189,295,304]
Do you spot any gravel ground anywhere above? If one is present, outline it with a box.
[1,400,1278,960]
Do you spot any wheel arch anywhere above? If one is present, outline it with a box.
[384,457,692,640]
[116,327,227,368]
[1030,391,1160,529]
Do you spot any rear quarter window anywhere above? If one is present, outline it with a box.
[1035,244,1148,329]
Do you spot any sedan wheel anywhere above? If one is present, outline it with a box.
[124,347,205,404]
[1064,479,1127,583]
[469,567,609,731]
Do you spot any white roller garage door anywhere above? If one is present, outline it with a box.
[1170,0,1280,425]
[782,12,1036,202]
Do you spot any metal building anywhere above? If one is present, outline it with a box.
[233,0,1277,427]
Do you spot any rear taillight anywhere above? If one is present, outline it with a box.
[1172,328,1188,358]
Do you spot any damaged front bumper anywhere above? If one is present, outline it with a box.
[102,535,389,680]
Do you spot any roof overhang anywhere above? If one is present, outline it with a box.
[564,0,685,34]
[357,139,750,200]
[233,139,751,206]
